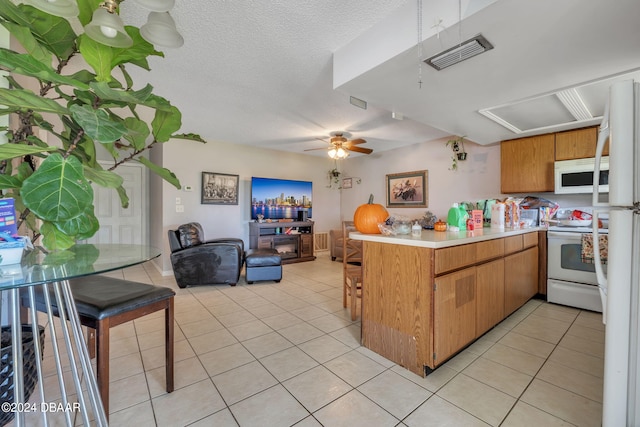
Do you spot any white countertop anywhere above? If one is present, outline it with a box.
[349,226,544,249]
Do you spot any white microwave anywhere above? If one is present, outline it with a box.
[554,157,609,194]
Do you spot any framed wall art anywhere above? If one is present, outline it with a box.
[386,170,428,208]
[342,177,353,189]
[201,172,239,205]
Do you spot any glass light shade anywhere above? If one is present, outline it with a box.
[336,147,348,158]
[131,0,175,12]
[84,8,133,48]
[328,148,337,159]
[140,12,184,48]
[24,0,79,18]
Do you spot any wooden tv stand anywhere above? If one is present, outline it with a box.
[248,221,315,264]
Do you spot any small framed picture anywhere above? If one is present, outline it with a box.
[201,172,239,205]
[342,177,353,189]
[386,170,428,208]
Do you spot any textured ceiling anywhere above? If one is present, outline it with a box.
[118,0,640,156]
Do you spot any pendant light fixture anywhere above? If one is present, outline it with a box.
[84,0,133,48]
[24,0,79,18]
[24,0,184,49]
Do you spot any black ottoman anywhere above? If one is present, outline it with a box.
[245,248,282,284]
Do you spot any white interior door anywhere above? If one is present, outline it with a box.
[86,162,148,245]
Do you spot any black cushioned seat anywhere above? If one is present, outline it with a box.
[245,248,282,284]
[23,275,175,418]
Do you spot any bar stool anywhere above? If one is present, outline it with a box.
[23,275,175,417]
[342,221,363,321]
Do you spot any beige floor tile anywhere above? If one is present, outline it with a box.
[314,389,399,427]
[532,303,580,323]
[329,324,362,348]
[548,345,604,378]
[356,346,397,368]
[498,331,556,358]
[241,331,293,358]
[501,401,574,426]
[307,313,353,333]
[260,346,319,381]
[109,400,157,427]
[147,356,208,398]
[404,395,490,427]
[358,370,432,419]
[437,373,516,426]
[277,322,325,344]
[109,372,150,414]
[216,310,259,328]
[109,322,136,340]
[261,312,304,330]
[443,349,479,372]
[463,357,533,398]
[244,302,285,318]
[574,310,605,331]
[140,338,195,371]
[189,408,239,426]
[511,315,571,344]
[298,334,352,363]
[482,343,546,376]
[178,317,225,338]
[567,323,605,344]
[536,360,603,402]
[290,305,331,321]
[152,379,226,427]
[392,364,458,393]
[226,319,273,341]
[198,342,255,377]
[558,334,605,359]
[229,384,308,427]
[187,328,238,355]
[324,350,386,387]
[283,365,352,412]
[520,379,602,427]
[212,360,278,405]
[109,352,144,383]
[174,309,216,326]
[109,335,140,359]
[137,328,185,351]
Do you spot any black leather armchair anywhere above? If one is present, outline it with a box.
[168,222,244,288]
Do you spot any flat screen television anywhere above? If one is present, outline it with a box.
[250,177,312,220]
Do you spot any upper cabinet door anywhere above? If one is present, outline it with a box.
[555,127,598,160]
[501,134,555,193]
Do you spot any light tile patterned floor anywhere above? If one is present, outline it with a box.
[15,254,604,426]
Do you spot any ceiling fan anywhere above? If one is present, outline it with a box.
[305,131,373,158]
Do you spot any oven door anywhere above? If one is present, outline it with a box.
[547,231,606,285]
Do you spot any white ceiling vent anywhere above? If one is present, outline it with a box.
[424,34,494,71]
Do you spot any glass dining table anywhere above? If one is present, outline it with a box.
[0,244,161,427]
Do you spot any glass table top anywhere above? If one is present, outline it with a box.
[0,244,161,289]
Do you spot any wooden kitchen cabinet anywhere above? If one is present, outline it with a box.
[476,258,505,336]
[501,134,555,193]
[504,246,539,316]
[433,267,477,364]
[555,126,609,160]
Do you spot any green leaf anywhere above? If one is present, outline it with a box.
[0,49,89,89]
[115,184,130,209]
[123,117,150,150]
[1,21,52,65]
[0,87,69,115]
[0,174,21,189]
[0,0,31,27]
[16,161,34,181]
[172,133,207,143]
[21,153,94,222]
[111,27,162,70]
[40,221,77,251]
[90,81,154,105]
[151,106,181,143]
[55,206,99,240]
[137,157,181,189]
[70,104,128,143]
[142,94,174,112]
[0,143,59,161]
[77,0,101,27]
[77,34,114,82]
[21,5,77,61]
[83,167,123,188]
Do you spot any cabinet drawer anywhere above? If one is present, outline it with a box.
[476,239,504,263]
[257,237,272,249]
[522,232,538,249]
[435,244,476,275]
[504,235,523,254]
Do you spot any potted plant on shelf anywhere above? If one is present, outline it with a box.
[0,0,204,250]
[446,135,467,171]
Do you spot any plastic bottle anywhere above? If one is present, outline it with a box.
[412,221,422,237]
[459,205,469,230]
[447,203,462,232]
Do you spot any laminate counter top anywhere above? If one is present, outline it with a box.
[350,226,544,249]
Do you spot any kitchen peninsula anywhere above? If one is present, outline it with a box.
[350,227,541,377]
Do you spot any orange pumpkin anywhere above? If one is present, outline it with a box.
[354,194,389,234]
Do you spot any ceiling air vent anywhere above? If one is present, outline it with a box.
[424,34,494,71]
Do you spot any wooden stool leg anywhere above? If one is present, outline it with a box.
[350,276,358,321]
[95,318,110,418]
[165,298,174,393]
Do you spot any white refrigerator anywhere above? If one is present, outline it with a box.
[593,79,640,427]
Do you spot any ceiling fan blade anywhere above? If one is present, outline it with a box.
[348,146,373,154]
[349,138,366,145]
[304,147,329,152]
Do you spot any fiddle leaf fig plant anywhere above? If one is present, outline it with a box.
[0,0,205,250]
